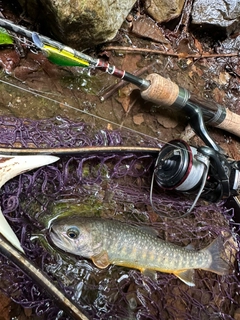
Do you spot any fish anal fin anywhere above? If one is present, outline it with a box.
[174,269,195,286]
[92,250,110,269]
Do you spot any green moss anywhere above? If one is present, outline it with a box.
[51,198,103,220]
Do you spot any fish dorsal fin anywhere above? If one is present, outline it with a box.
[174,269,195,286]
[92,250,110,269]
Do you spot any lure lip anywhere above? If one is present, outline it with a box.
[32,32,43,48]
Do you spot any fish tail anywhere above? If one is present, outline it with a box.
[202,236,229,275]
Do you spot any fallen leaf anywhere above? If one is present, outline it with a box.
[133,113,144,125]
[234,308,240,320]
[212,87,225,104]
[177,52,189,58]
[0,292,11,320]
[131,16,169,44]
[116,83,135,112]
[191,64,203,77]
[116,96,131,113]
[107,123,113,130]
[156,114,178,129]
[219,71,231,85]
[194,37,203,54]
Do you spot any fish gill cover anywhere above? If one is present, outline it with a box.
[0,115,239,319]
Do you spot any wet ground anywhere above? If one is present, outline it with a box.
[0,1,240,319]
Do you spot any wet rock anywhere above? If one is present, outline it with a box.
[17,0,136,49]
[219,34,240,52]
[191,0,240,35]
[144,0,185,23]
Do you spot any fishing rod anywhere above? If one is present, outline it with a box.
[0,18,239,139]
[0,145,160,155]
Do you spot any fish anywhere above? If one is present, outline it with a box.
[0,155,59,253]
[49,216,229,286]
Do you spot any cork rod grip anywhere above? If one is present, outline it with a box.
[141,73,179,106]
[216,108,240,137]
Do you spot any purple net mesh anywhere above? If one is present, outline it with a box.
[0,115,239,319]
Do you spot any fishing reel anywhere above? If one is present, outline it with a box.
[154,139,240,202]
[152,101,240,215]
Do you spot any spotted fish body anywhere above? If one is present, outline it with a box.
[49,216,229,286]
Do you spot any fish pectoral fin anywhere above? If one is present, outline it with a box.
[141,269,158,281]
[174,269,195,287]
[92,250,110,269]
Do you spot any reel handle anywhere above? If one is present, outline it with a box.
[141,73,240,138]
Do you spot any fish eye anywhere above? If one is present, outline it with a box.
[66,227,80,239]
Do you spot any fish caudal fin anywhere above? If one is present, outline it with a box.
[203,236,229,275]
[174,269,195,287]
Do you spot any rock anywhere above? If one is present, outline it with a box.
[191,0,240,35]
[17,0,136,49]
[144,0,185,23]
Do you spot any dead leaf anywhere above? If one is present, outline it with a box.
[156,114,178,129]
[133,113,144,125]
[131,16,169,44]
[194,37,203,54]
[0,293,11,320]
[116,96,131,113]
[107,123,113,130]
[234,308,240,320]
[177,52,189,58]
[212,87,225,104]
[191,64,203,77]
[219,71,231,85]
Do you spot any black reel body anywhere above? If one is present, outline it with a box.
[154,139,240,203]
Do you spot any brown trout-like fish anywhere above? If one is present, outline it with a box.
[49,216,229,286]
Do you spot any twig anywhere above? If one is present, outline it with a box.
[120,97,138,128]
[103,46,238,59]
[174,0,194,33]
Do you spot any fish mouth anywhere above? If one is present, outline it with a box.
[49,226,72,252]
[49,226,63,245]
